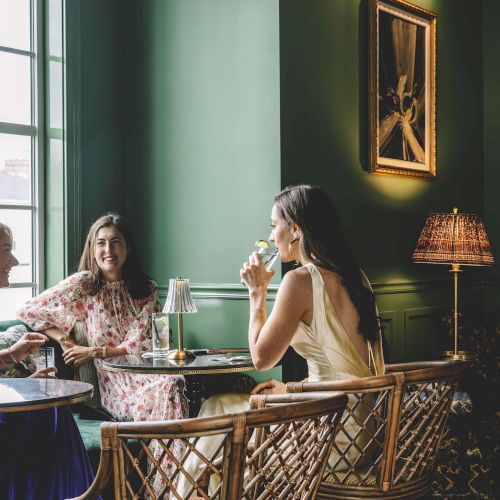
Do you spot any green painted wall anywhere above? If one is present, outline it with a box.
[280,0,484,282]
[280,0,491,363]
[122,0,281,380]
[482,0,500,310]
[483,0,500,275]
[57,0,497,373]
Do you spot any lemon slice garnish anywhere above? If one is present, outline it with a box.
[255,240,269,249]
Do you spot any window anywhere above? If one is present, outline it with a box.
[0,0,43,319]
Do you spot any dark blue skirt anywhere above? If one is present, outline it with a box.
[0,406,98,500]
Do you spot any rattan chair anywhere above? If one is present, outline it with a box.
[71,391,347,499]
[285,360,466,499]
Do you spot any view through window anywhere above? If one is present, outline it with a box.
[0,0,42,319]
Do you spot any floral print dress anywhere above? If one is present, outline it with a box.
[17,272,188,493]
[17,271,187,423]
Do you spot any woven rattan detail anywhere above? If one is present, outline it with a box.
[323,468,377,486]
[393,380,456,485]
[80,394,347,499]
[285,361,466,499]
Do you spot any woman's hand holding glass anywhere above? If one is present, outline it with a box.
[8,332,47,362]
[240,252,275,291]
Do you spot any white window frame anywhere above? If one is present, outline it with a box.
[0,0,44,304]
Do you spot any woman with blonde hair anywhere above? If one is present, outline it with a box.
[0,221,97,499]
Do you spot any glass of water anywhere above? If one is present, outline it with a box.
[152,312,171,356]
[33,346,56,375]
[255,240,279,271]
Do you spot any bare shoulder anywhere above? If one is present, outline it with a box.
[281,266,312,288]
[278,266,313,301]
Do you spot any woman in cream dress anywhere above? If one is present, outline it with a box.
[177,184,384,497]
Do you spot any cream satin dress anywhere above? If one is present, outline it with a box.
[175,263,385,497]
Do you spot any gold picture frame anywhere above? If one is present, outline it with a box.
[369,0,437,178]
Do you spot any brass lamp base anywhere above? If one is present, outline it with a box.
[440,350,477,362]
[167,349,196,361]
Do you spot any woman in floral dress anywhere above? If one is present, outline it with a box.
[17,213,188,491]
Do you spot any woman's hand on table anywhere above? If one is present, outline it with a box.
[251,378,286,395]
[30,367,58,378]
[63,345,95,367]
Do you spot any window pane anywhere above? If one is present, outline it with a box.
[48,0,62,58]
[0,209,32,283]
[0,52,31,125]
[0,287,33,321]
[49,61,63,129]
[0,134,31,204]
[0,0,30,51]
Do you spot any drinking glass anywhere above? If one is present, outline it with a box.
[258,247,279,271]
[255,240,279,271]
[33,346,55,375]
[152,312,171,356]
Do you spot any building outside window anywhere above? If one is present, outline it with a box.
[0,0,43,319]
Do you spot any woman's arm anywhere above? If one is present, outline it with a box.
[63,344,127,368]
[0,332,47,367]
[42,326,76,351]
[17,272,90,349]
[244,264,312,371]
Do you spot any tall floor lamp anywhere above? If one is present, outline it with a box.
[412,208,494,361]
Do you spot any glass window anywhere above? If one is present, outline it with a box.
[0,0,30,51]
[0,0,40,320]
[0,52,31,125]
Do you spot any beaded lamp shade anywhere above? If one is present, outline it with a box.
[412,210,494,266]
[413,209,494,361]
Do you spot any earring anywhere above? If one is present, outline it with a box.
[288,237,299,255]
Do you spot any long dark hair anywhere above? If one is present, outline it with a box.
[78,213,151,299]
[274,184,379,342]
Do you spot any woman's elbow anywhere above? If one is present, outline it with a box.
[252,353,275,371]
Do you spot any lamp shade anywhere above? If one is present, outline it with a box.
[162,278,198,314]
[412,210,495,266]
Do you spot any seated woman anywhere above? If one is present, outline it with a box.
[16,213,188,491]
[177,184,385,497]
[0,221,97,500]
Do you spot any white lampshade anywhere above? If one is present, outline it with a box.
[162,278,197,314]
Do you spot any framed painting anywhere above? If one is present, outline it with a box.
[369,0,437,178]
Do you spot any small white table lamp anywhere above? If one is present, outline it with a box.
[163,277,197,361]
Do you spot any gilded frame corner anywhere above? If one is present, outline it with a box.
[369,0,437,178]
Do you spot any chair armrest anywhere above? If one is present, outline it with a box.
[70,321,102,409]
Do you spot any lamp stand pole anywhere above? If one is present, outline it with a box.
[442,264,475,362]
[167,312,195,361]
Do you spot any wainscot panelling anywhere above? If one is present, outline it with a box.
[377,311,398,363]
[156,278,491,374]
[158,283,280,383]
[403,306,450,362]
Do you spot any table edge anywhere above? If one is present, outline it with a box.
[102,364,255,375]
[0,391,93,413]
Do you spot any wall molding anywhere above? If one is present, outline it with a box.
[158,283,280,301]
[371,277,498,295]
[156,277,498,301]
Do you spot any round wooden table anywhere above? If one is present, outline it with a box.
[103,349,255,417]
[0,378,94,412]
